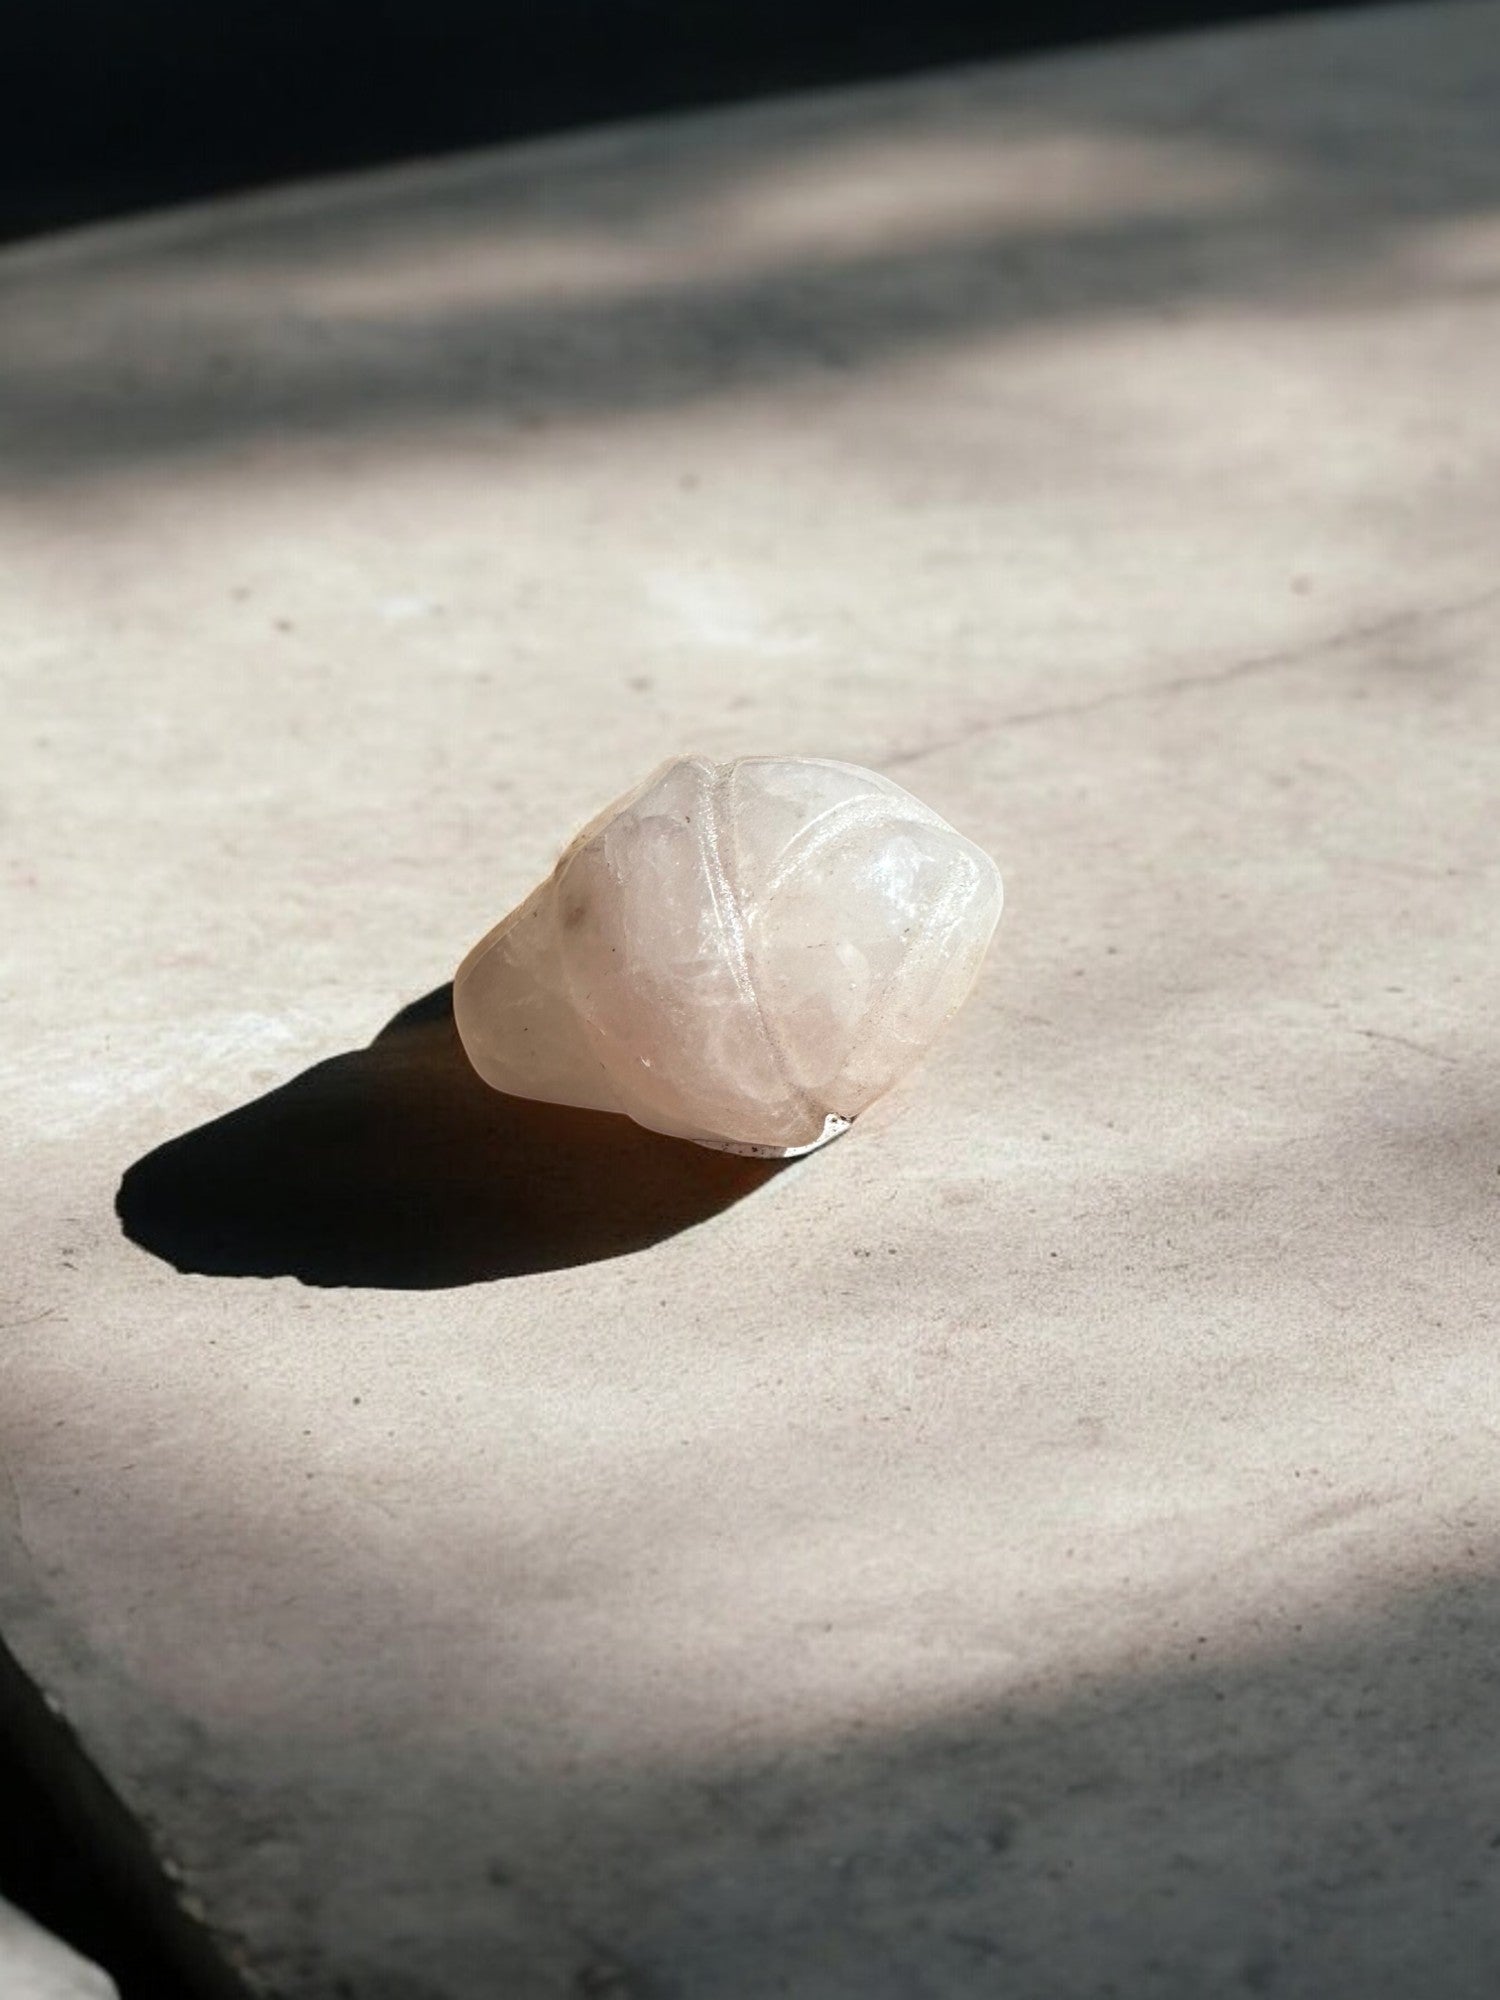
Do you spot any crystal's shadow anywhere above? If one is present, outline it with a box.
[115,986,784,1289]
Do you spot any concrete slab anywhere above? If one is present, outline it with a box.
[3,3,1499,1995]
[0,1900,116,2000]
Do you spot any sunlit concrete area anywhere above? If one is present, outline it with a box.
[3,3,1499,1994]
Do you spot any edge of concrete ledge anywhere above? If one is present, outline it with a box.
[0,1633,254,2000]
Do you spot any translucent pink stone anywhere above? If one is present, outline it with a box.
[454,756,1002,1155]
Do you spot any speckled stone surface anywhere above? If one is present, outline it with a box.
[3,5,1499,1996]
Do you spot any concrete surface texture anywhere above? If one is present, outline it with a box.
[0,1899,117,2000]
[2,3,1498,1995]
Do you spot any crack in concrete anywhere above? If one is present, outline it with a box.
[884,583,1500,771]
[1353,1027,1462,1067]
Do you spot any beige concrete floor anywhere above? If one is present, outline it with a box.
[3,4,1499,1995]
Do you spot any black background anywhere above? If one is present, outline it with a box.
[4,0,1371,242]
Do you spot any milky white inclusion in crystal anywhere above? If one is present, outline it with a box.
[453,755,1003,1157]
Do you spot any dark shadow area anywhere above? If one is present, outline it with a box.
[2,0,1374,245]
[115,985,783,1288]
[63,1558,1500,1998]
[544,1570,1500,1997]
[5,3,1497,494]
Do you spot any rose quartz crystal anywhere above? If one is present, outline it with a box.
[454,755,1002,1156]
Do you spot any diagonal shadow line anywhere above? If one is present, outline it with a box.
[9,141,1500,486]
[115,985,784,1289]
